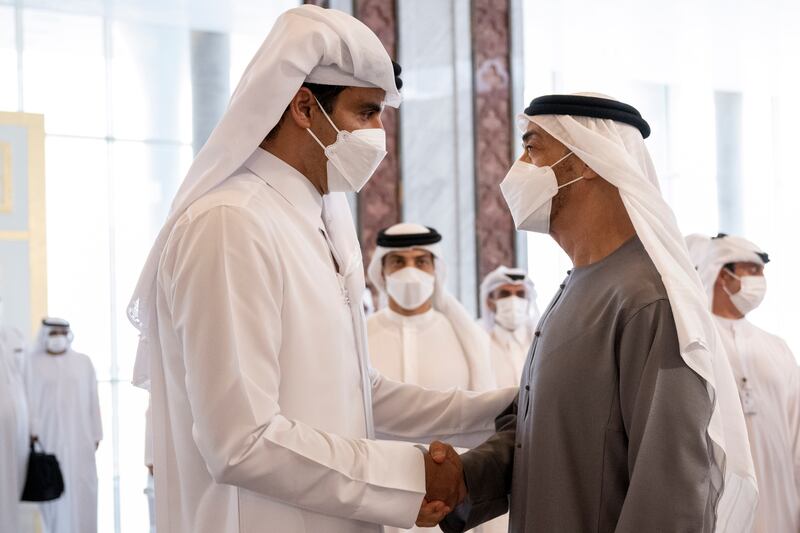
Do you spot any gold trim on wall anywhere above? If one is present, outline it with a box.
[0,111,47,337]
[0,230,30,240]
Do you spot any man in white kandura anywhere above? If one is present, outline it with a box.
[126,6,515,533]
[478,266,540,388]
[365,223,504,533]
[0,297,29,533]
[688,232,800,533]
[366,223,495,393]
[26,318,102,533]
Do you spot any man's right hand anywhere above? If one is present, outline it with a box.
[423,441,467,511]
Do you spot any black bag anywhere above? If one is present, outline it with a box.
[21,441,65,502]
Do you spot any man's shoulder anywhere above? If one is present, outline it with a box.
[166,170,286,249]
[743,320,796,360]
[68,350,94,365]
[183,170,279,220]
[605,241,669,313]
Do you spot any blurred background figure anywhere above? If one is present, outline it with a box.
[688,233,800,533]
[0,295,29,533]
[478,266,540,388]
[366,223,494,393]
[366,222,505,533]
[26,318,103,533]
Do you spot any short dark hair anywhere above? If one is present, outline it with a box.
[263,61,403,144]
[263,82,347,143]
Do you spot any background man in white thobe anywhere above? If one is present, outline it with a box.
[365,223,504,533]
[366,223,495,393]
[126,6,516,533]
[478,266,540,388]
[0,299,29,533]
[688,232,800,533]
[26,318,102,533]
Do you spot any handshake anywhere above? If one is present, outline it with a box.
[416,441,467,527]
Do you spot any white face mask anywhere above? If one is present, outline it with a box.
[306,97,387,193]
[500,151,583,233]
[386,267,435,311]
[46,335,69,354]
[724,271,767,316]
[494,295,529,331]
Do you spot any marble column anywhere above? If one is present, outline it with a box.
[190,30,230,156]
[472,0,516,282]
[354,0,402,270]
[397,0,478,314]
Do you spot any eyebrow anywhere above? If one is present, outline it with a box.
[522,131,535,144]
[359,102,384,114]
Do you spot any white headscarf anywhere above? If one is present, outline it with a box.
[524,93,757,531]
[686,233,769,308]
[128,5,401,389]
[478,265,540,331]
[35,317,73,353]
[366,223,496,391]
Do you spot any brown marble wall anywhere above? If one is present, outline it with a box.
[354,0,401,269]
[472,0,516,280]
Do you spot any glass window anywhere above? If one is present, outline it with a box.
[0,5,17,110]
[116,381,150,533]
[44,136,111,378]
[523,0,800,356]
[111,21,192,143]
[22,9,106,137]
[95,381,115,533]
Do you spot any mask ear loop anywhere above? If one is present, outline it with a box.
[552,152,586,190]
[557,175,585,190]
[306,96,341,151]
[550,151,573,168]
[721,267,742,296]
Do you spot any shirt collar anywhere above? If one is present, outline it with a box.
[384,307,436,327]
[245,148,323,227]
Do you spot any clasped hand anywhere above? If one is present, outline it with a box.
[416,441,467,527]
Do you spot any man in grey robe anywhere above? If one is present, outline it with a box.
[434,94,757,533]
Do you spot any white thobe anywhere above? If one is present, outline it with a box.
[0,326,28,533]
[715,316,800,533]
[25,350,102,533]
[150,148,517,533]
[367,308,508,533]
[488,325,533,388]
[367,308,471,390]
